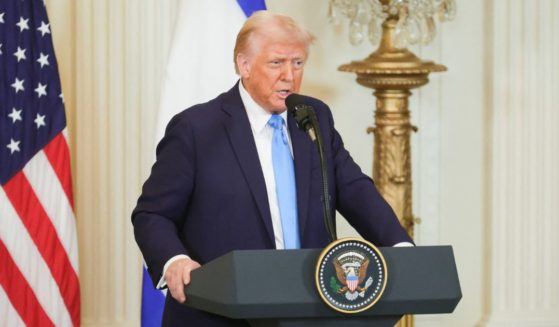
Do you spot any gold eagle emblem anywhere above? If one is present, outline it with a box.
[333,251,374,300]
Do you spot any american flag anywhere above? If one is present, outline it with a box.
[0,1,80,326]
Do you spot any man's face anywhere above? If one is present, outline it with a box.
[237,34,307,113]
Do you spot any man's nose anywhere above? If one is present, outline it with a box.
[281,63,294,82]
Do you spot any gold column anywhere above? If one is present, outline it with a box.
[339,13,446,327]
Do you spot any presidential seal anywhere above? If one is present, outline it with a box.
[315,238,387,314]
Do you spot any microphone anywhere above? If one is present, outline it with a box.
[285,93,337,242]
[285,94,317,142]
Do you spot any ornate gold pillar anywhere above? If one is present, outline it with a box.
[339,15,446,327]
[369,89,416,235]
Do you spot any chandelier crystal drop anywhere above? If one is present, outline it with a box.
[329,0,456,48]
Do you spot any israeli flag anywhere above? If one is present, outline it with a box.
[141,1,266,326]
[155,0,267,143]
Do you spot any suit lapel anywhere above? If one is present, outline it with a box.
[287,115,312,238]
[221,85,275,246]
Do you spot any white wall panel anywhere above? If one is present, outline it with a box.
[479,1,559,326]
[48,0,179,325]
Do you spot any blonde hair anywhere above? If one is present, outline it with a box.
[233,11,315,74]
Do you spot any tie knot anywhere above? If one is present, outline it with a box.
[268,114,284,130]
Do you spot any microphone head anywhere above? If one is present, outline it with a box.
[286,93,315,133]
[285,93,308,113]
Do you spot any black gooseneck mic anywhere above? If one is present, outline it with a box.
[286,93,337,243]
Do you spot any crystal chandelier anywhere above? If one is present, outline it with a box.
[329,0,456,48]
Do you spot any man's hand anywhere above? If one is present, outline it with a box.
[165,257,201,303]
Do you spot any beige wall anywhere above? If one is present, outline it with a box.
[46,0,559,326]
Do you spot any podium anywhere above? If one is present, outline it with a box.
[184,246,461,327]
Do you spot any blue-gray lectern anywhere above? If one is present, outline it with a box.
[184,246,461,327]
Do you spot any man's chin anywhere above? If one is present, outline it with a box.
[269,108,287,114]
[265,101,288,114]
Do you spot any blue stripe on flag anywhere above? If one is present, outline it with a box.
[236,0,267,17]
[141,267,165,327]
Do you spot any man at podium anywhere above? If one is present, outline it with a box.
[132,10,413,327]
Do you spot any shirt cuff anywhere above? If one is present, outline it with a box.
[392,242,414,247]
[156,254,190,289]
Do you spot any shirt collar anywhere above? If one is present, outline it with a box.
[239,80,288,135]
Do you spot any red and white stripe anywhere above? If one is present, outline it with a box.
[0,129,80,327]
[347,280,358,293]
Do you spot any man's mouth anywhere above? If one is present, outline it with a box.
[277,89,291,98]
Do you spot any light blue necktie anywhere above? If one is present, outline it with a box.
[268,114,300,249]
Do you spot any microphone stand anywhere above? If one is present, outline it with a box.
[290,105,337,242]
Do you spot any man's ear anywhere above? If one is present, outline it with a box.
[236,53,251,79]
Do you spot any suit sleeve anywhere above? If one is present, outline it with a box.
[321,105,413,246]
[131,112,196,286]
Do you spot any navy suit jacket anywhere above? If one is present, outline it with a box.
[132,83,412,326]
